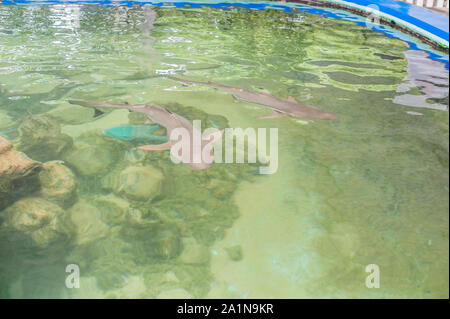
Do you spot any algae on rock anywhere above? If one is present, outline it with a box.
[16,115,73,162]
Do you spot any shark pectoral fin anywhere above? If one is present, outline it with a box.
[287,96,297,103]
[257,111,288,120]
[137,142,173,151]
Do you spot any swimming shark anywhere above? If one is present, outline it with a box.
[68,100,224,170]
[169,77,338,120]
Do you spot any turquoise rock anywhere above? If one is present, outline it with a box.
[104,125,169,145]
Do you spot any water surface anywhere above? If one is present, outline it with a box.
[0,4,448,298]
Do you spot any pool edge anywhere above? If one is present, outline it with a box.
[284,0,449,52]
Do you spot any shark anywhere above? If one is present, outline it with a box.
[68,100,224,170]
[169,77,338,120]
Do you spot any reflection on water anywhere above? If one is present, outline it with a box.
[0,4,448,299]
[395,50,449,112]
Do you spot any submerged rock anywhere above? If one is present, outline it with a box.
[96,269,127,291]
[225,245,243,262]
[123,227,182,260]
[152,229,182,259]
[101,170,121,192]
[179,242,210,264]
[68,200,108,245]
[0,137,41,209]
[94,194,132,226]
[2,198,69,248]
[116,165,164,201]
[39,161,77,208]
[16,115,73,162]
[64,131,126,177]
[20,134,73,163]
[163,271,180,283]
[207,178,236,199]
[19,115,60,139]
[125,207,158,229]
[64,141,115,176]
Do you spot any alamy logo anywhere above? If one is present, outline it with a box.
[365,264,380,288]
[169,120,279,174]
[65,264,80,289]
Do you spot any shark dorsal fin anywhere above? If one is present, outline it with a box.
[94,108,105,118]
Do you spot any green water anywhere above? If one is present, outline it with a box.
[0,4,448,298]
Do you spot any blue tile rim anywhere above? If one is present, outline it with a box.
[296,0,448,49]
[0,0,448,68]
